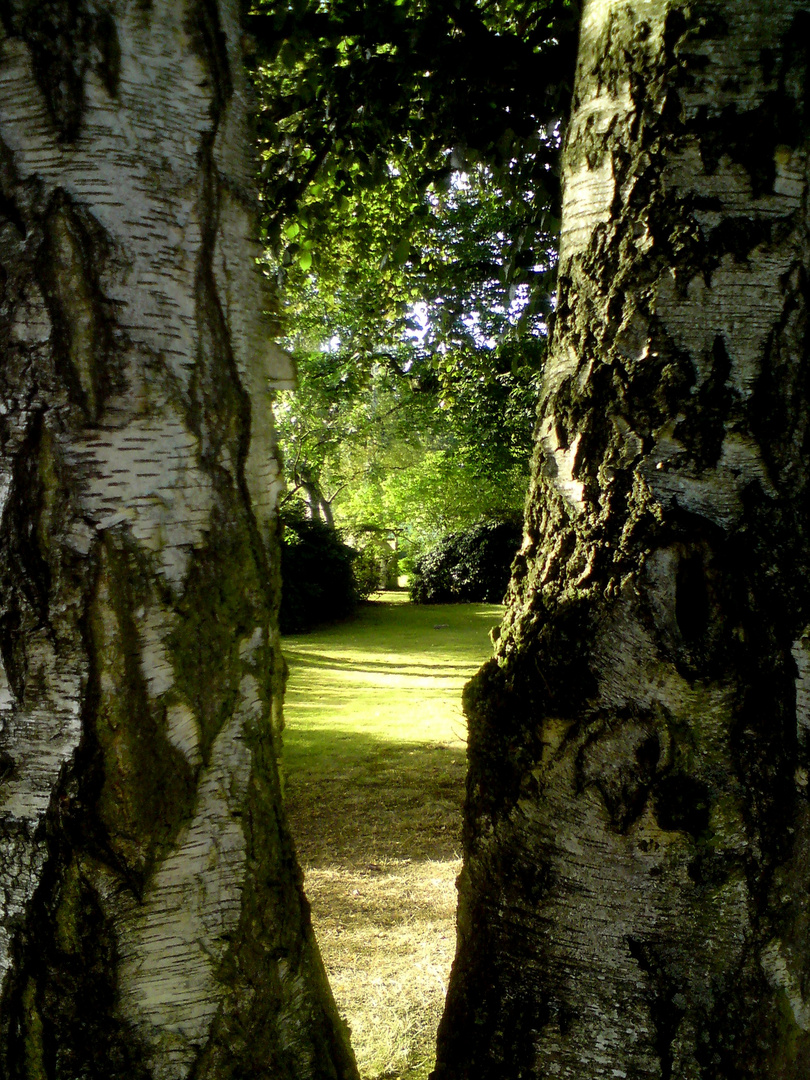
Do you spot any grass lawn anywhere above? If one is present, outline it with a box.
[282,592,503,1080]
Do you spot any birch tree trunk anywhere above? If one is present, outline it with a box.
[434,2,810,1076]
[0,3,357,1078]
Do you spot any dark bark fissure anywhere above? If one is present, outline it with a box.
[0,413,53,701]
[0,753,156,1080]
[625,936,685,1080]
[0,0,120,141]
[39,189,120,423]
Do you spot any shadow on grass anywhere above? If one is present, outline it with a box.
[285,653,478,677]
[282,729,466,1079]
[284,731,467,869]
[280,596,503,1079]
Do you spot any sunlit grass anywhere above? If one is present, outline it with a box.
[283,593,503,755]
[282,593,503,1080]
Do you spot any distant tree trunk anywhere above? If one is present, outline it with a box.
[0,4,356,1078]
[296,468,334,527]
[434,2,810,1077]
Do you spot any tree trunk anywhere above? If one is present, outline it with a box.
[434,2,810,1077]
[0,4,357,1078]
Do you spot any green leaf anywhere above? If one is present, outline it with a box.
[299,250,313,270]
[392,237,411,266]
[278,41,298,71]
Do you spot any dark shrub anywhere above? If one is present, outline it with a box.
[279,511,361,633]
[409,517,522,604]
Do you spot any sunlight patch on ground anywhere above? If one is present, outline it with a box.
[283,594,502,753]
[282,596,502,1079]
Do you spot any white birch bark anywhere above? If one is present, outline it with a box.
[0,3,355,1078]
[435,2,810,1077]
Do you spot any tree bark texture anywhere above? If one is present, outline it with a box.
[434,2,810,1077]
[0,3,357,1078]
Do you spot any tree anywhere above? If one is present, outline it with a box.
[247,0,578,265]
[433,2,810,1077]
[273,331,534,554]
[0,4,356,1077]
[267,148,553,551]
[248,0,576,556]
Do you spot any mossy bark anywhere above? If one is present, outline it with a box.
[0,3,356,1078]
[434,2,810,1077]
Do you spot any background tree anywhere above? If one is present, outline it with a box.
[248,0,579,557]
[247,0,578,263]
[0,3,356,1077]
[433,1,810,1076]
[273,323,536,553]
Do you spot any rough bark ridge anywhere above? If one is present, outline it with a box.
[0,3,357,1078]
[434,2,810,1077]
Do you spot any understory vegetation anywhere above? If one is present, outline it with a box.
[280,510,523,629]
[279,508,372,633]
[282,593,503,1079]
[409,516,523,604]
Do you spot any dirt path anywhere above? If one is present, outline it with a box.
[281,595,502,1079]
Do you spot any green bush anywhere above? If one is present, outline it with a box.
[279,511,362,633]
[351,542,385,599]
[409,517,522,604]
[349,529,402,593]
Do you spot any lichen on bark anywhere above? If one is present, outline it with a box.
[0,2,354,1078]
[434,2,810,1077]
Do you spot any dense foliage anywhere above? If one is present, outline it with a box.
[248,1,578,575]
[279,510,370,633]
[409,517,523,604]
[274,329,537,551]
[247,0,579,265]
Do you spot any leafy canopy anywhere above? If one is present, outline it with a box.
[247,0,579,548]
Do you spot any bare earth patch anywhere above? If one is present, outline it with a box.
[282,596,502,1079]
